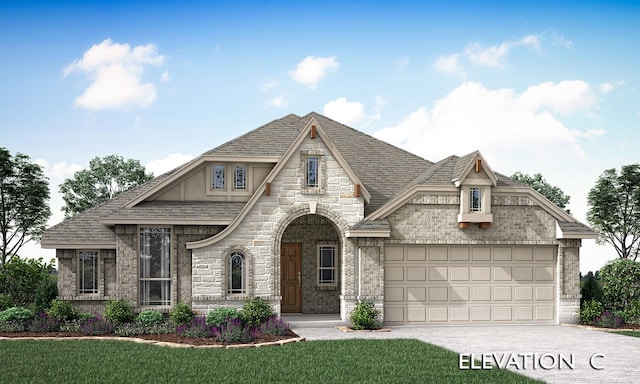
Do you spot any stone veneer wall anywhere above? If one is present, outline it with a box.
[281,215,340,314]
[558,239,582,323]
[192,134,365,317]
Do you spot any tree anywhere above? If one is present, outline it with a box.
[0,148,51,265]
[511,172,571,212]
[599,258,640,311]
[587,164,640,260]
[0,256,53,307]
[60,155,153,217]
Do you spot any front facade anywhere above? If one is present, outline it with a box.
[42,112,596,324]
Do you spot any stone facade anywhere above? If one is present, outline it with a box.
[191,134,365,318]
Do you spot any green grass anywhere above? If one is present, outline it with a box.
[0,339,542,383]
[609,330,640,338]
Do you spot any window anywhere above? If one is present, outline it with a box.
[470,187,482,212]
[233,165,247,190]
[140,228,171,306]
[305,156,319,188]
[78,250,98,294]
[227,251,246,294]
[213,165,225,190]
[317,245,337,286]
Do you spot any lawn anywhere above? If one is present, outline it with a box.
[609,330,640,338]
[0,338,542,383]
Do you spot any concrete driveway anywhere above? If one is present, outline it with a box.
[290,323,640,384]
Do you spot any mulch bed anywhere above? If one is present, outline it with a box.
[0,329,300,347]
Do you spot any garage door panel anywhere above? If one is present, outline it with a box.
[385,245,556,324]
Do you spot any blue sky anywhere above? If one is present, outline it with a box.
[2,1,639,273]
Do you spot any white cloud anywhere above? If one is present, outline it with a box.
[64,39,165,111]
[288,56,338,89]
[35,159,83,179]
[395,56,411,71]
[436,34,541,75]
[261,79,279,92]
[145,153,194,176]
[375,95,388,109]
[323,98,365,125]
[268,95,289,108]
[599,81,624,94]
[161,71,170,83]
[374,81,603,165]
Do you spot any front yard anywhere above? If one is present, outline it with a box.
[1,338,542,383]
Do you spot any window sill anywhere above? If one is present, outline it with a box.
[457,213,493,223]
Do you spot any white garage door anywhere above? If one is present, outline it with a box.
[384,245,557,325]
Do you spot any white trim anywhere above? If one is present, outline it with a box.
[452,152,498,187]
[100,218,233,225]
[41,242,115,249]
[77,250,99,295]
[345,230,391,238]
[317,243,338,287]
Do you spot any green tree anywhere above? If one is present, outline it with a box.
[0,148,51,265]
[587,164,640,260]
[511,172,571,212]
[580,271,603,307]
[60,155,153,217]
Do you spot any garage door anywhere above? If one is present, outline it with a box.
[384,245,556,325]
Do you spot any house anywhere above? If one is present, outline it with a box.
[41,112,597,325]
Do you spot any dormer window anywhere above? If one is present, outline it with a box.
[233,165,247,190]
[470,187,482,212]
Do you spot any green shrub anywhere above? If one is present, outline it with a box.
[0,293,14,311]
[593,310,624,328]
[350,301,382,330]
[46,299,78,321]
[105,299,134,325]
[580,300,604,325]
[206,307,242,327]
[32,277,58,314]
[600,259,640,311]
[0,320,24,332]
[136,309,164,326]
[623,300,640,325]
[0,256,53,307]
[580,273,603,307]
[169,302,195,325]
[0,306,35,322]
[241,297,275,326]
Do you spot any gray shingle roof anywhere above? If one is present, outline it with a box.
[557,221,597,235]
[103,201,245,222]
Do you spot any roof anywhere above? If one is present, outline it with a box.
[42,112,595,247]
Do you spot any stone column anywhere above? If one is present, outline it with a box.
[558,239,582,323]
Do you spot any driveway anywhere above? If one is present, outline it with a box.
[291,324,640,384]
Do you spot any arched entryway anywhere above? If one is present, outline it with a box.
[280,214,341,314]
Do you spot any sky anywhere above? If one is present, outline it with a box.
[2,0,639,273]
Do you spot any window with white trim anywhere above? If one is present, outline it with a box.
[212,165,225,190]
[227,251,246,294]
[233,165,247,190]
[139,227,171,306]
[78,250,98,294]
[317,245,337,286]
[470,187,482,212]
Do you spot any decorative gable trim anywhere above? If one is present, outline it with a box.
[186,118,370,250]
[452,151,498,187]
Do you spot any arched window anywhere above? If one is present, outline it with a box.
[227,251,246,294]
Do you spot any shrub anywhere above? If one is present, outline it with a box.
[0,293,14,311]
[59,320,82,333]
[170,302,195,326]
[258,316,290,336]
[600,259,640,311]
[241,297,275,326]
[593,310,624,328]
[206,307,242,327]
[79,314,115,335]
[176,316,214,338]
[105,299,134,325]
[0,306,35,322]
[46,299,78,321]
[0,320,24,332]
[27,312,61,333]
[136,309,164,326]
[0,256,53,307]
[580,300,603,325]
[212,318,256,343]
[32,277,58,314]
[580,273,603,307]
[623,300,640,325]
[350,301,382,330]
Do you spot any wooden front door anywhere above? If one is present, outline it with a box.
[281,243,302,313]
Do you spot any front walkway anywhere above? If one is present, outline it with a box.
[289,323,639,384]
